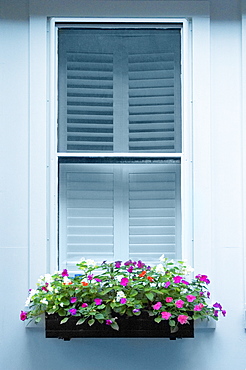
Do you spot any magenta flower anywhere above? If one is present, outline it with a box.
[70,297,77,304]
[81,303,88,308]
[62,269,69,277]
[173,276,182,284]
[181,280,190,285]
[124,260,133,266]
[195,274,210,284]
[120,277,129,286]
[207,291,211,298]
[161,311,172,320]
[214,310,219,317]
[87,274,94,281]
[94,298,102,305]
[175,300,184,308]
[20,311,28,321]
[115,261,122,268]
[133,308,140,313]
[153,302,162,310]
[120,298,127,304]
[127,266,134,273]
[194,303,204,311]
[178,315,189,325]
[164,281,171,288]
[69,308,77,315]
[106,320,113,325]
[137,260,145,268]
[213,302,222,310]
[165,297,173,303]
[222,310,226,317]
[95,278,102,282]
[186,295,196,302]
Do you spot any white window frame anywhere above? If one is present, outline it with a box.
[48,17,193,271]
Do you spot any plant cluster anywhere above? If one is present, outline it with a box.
[20,255,226,331]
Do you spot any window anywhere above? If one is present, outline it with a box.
[57,23,183,272]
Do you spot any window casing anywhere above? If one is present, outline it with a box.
[56,21,187,272]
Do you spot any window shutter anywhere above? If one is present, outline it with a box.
[59,162,180,271]
[58,29,181,153]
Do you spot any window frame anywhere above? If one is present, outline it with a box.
[48,17,193,272]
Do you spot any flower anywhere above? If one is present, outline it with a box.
[194,303,204,311]
[178,315,189,324]
[153,302,162,310]
[173,276,183,284]
[175,300,184,308]
[165,297,173,303]
[62,269,69,277]
[120,298,127,304]
[161,311,172,320]
[20,255,226,332]
[94,298,102,305]
[186,295,196,302]
[69,308,77,315]
[120,277,129,286]
[20,311,28,321]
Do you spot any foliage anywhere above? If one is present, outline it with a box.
[20,255,226,331]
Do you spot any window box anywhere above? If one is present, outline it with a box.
[45,312,194,341]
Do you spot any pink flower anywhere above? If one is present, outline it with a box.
[81,303,88,308]
[69,308,77,315]
[20,311,28,321]
[62,269,69,277]
[70,297,77,304]
[178,315,189,325]
[186,295,196,302]
[115,261,122,268]
[165,297,173,303]
[181,280,190,285]
[161,311,172,320]
[106,320,112,325]
[95,278,102,282]
[120,298,127,304]
[194,303,204,311]
[175,300,184,308]
[87,274,94,281]
[120,277,129,286]
[94,298,102,305]
[173,276,182,284]
[152,302,162,310]
[195,274,210,284]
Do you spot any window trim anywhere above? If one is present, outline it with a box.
[48,17,193,272]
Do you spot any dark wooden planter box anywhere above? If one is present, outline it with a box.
[45,313,194,341]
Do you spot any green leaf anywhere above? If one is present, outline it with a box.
[154,317,162,323]
[169,319,176,327]
[60,317,69,324]
[145,292,154,301]
[111,321,119,331]
[95,313,104,320]
[88,319,95,326]
[76,318,86,325]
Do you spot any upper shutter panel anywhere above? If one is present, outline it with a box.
[128,52,180,152]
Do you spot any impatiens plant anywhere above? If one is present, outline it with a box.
[20,255,226,332]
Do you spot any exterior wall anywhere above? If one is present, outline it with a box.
[0,0,245,369]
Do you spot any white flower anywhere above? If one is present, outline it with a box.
[159,254,165,262]
[40,298,48,305]
[85,259,97,267]
[63,276,72,285]
[155,264,165,274]
[44,274,53,284]
[116,291,126,302]
[25,289,38,307]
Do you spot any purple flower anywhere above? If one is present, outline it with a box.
[213,302,222,310]
[214,310,219,317]
[124,260,133,266]
[94,298,102,305]
[70,297,77,304]
[164,281,171,288]
[195,274,210,284]
[69,308,77,315]
[95,278,102,282]
[87,274,94,281]
[20,311,28,321]
[137,260,145,268]
[127,266,134,273]
[115,261,122,268]
[106,320,113,325]
[62,269,69,277]
[120,277,129,286]
[181,279,190,285]
[222,310,226,317]
[153,302,162,310]
[120,298,127,304]
[207,291,211,298]
[133,308,140,314]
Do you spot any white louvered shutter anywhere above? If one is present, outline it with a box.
[59,162,180,272]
